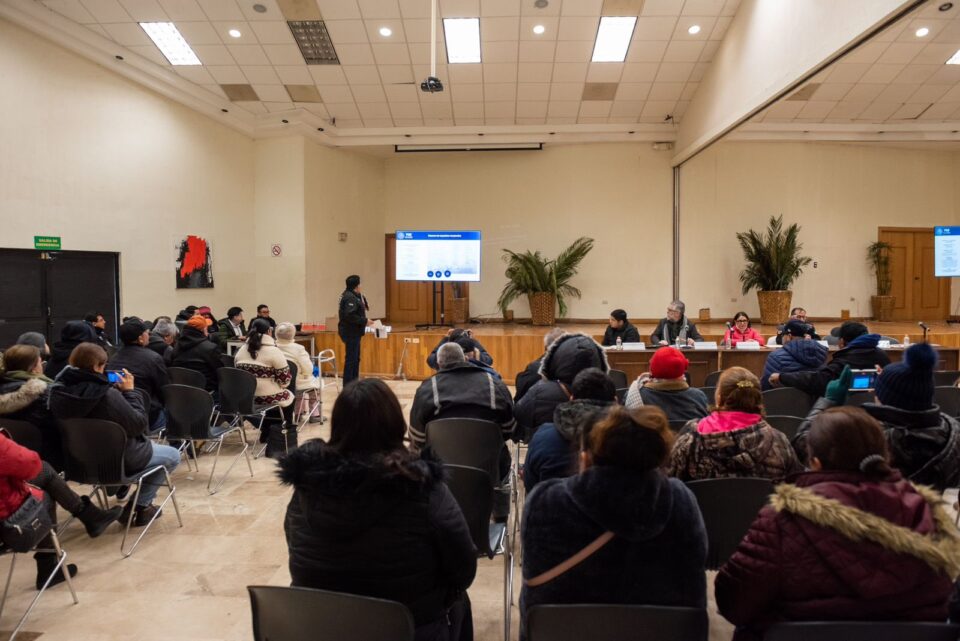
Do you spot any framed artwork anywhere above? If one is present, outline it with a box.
[175,235,214,289]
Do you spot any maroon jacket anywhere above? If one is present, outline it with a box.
[715,471,959,641]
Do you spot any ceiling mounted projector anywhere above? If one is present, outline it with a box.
[420,76,444,93]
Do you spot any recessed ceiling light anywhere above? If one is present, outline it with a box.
[533,24,545,35]
[379,26,392,37]
[139,22,201,65]
[228,28,242,38]
[688,24,701,35]
[592,16,637,62]
[443,18,481,64]
[916,27,930,37]
[947,48,960,64]
[252,3,267,12]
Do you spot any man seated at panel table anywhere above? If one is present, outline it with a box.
[650,300,703,347]
[602,309,641,347]
[774,307,820,345]
[425,327,494,370]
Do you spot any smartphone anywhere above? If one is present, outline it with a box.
[106,370,124,384]
[849,369,877,391]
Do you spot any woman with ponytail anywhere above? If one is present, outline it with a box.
[235,318,295,458]
[716,406,960,640]
[667,367,801,481]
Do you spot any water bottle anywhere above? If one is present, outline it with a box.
[903,334,910,347]
[313,363,320,377]
[615,336,622,351]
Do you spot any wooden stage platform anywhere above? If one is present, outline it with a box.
[312,321,960,386]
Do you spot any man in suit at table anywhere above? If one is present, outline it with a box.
[651,300,703,347]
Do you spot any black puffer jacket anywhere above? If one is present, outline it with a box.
[146,332,172,364]
[48,367,152,473]
[45,321,98,379]
[514,357,543,402]
[169,326,224,392]
[0,376,63,469]
[278,442,477,627]
[108,344,170,425]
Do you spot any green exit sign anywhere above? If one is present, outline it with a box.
[34,236,61,250]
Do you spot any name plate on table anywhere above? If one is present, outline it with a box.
[735,341,761,350]
[878,340,891,349]
[605,343,647,351]
[693,341,718,350]
[817,340,829,348]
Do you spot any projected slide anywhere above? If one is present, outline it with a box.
[396,231,481,282]
[935,226,960,277]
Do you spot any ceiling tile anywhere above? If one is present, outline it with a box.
[337,43,377,64]
[421,102,453,118]
[197,0,243,21]
[235,101,268,114]
[319,85,358,102]
[484,82,517,100]
[451,83,484,101]
[720,0,740,17]
[448,63,483,83]
[913,43,957,65]
[175,21,222,44]
[516,101,547,117]
[655,61,694,82]
[263,43,306,65]
[239,0,282,21]
[483,62,518,83]
[688,61,708,81]
[558,17,598,41]
[811,82,853,101]
[843,83,884,102]
[175,65,215,84]
[562,0,603,16]
[662,40,705,62]
[192,44,237,65]
[157,0,205,21]
[647,81,684,100]
[554,40,593,62]
[389,102,423,118]
[641,0,683,17]
[242,65,282,83]
[889,103,933,119]
[519,40,558,62]
[762,101,804,120]
[117,0,166,21]
[409,43,448,64]
[483,16,521,41]
[615,82,651,100]
[394,117,424,125]
[483,41,519,62]
[633,16,676,40]
[546,116,577,124]
[579,100,612,117]
[309,65,348,84]
[274,65,313,84]
[213,20,255,44]
[856,102,899,121]
[681,0,725,16]
[441,0,480,18]
[484,101,515,117]
[100,23,153,46]
[372,43,411,64]
[826,63,870,83]
[379,65,415,83]
[353,85,388,102]
[518,62,553,82]
[891,63,940,84]
[626,40,668,62]
[516,117,546,124]
[317,0,362,19]
[363,118,396,127]
[86,24,112,40]
[221,83,259,100]
[908,84,952,103]
[680,81,699,100]
[859,63,906,83]
[413,62,449,78]
[43,0,97,23]
[672,16,716,40]
[640,99,676,119]
[547,101,580,117]
[875,83,920,103]
[325,102,361,118]
[796,100,837,119]
[484,117,514,124]
[385,83,420,101]
[550,82,585,101]
[453,102,484,118]
[128,43,170,64]
[481,0,521,17]
[842,40,889,64]
[79,0,131,22]
[520,16,558,40]
[326,19,370,43]
[365,18,407,41]
[358,0,402,19]
[926,65,960,84]
[553,62,588,82]
[517,83,550,100]
[825,101,868,120]
[252,84,291,101]
[401,18,432,41]
[610,100,644,117]
[344,65,383,84]
[302,104,329,117]
[921,102,960,120]
[250,20,296,44]
[228,44,270,65]
[877,42,925,64]
[586,62,624,82]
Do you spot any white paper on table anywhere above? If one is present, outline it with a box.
[735,341,761,350]
[693,341,718,350]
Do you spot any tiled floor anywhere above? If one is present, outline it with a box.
[0,380,737,641]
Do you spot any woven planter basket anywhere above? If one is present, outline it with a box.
[528,292,556,326]
[871,295,895,322]
[448,298,469,324]
[757,290,792,326]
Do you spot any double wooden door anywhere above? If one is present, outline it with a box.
[880,228,950,321]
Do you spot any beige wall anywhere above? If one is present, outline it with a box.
[680,141,960,320]
[382,143,675,320]
[0,18,256,323]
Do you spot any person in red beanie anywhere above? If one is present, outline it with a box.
[624,348,709,424]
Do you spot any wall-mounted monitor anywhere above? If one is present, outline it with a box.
[395,230,481,282]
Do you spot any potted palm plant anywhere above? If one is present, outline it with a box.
[867,241,894,321]
[497,237,594,325]
[736,215,812,325]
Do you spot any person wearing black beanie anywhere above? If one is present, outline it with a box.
[794,343,960,490]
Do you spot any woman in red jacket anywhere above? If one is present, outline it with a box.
[0,432,120,589]
[722,312,763,347]
[715,406,960,640]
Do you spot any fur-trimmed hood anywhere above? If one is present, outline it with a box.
[0,378,48,415]
[538,333,610,385]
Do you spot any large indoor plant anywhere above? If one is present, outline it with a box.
[736,215,812,325]
[448,281,469,324]
[497,237,594,325]
[867,240,894,321]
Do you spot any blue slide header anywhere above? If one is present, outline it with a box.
[396,230,481,240]
[935,226,960,236]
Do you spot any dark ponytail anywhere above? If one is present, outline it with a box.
[807,406,894,480]
[246,318,272,359]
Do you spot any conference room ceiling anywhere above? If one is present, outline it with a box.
[32,0,739,130]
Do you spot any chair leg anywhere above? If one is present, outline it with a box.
[121,468,182,558]
[11,532,78,641]
[0,552,16,622]
[207,427,252,495]
[503,530,512,641]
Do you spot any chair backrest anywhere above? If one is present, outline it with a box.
[443,464,495,558]
[765,415,803,440]
[220,353,235,369]
[934,386,960,418]
[699,386,716,403]
[762,387,815,417]
[764,621,960,641]
[58,418,128,485]
[286,360,298,389]
[217,367,257,414]
[703,370,723,387]
[527,605,708,641]
[0,418,43,454]
[686,477,774,569]
[248,585,415,641]
[616,388,628,404]
[426,418,504,484]
[167,366,206,389]
[844,391,874,407]
[668,419,689,433]
[934,370,960,387]
[607,369,628,390]
[162,384,215,439]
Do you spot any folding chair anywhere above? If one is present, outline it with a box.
[934,386,960,418]
[764,621,960,641]
[704,370,723,387]
[607,369,628,390]
[765,415,803,440]
[287,361,319,430]
[216,367,284,458]
[699,386,716,403]
[934,370,960,387]
[686,477,773,569]
[762,388,815,417]
[527,605,708,641]
[0,419,42,455]
[167,366,206,389]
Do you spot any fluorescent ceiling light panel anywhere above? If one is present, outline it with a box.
[139,22,201,65]
[948,48,960,64]
[592,16,637,62]
[443,18,481,64]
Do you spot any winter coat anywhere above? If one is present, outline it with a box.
[276,338,320,392]
[48,366,152,473]
[521,466,707,630]
[108,344,170,425]
[146,332,173,364]
[0,432,43,520]
[216,318,247,349]
[409,362,515,445]
[624,379,710,423]
[715,471,960,641]
[602,322,641,347]
[426,337,494,370]
[0,376,63,469]
[44,320,98,379]
[650,318,703,344]
[667,415,802,482]
[515,334,609,440]
[524,399,612,492]
[722,327,763,347]
[338,289,367,339]
[278,441,477,628]
[778,334,891,398]
[169,326,224,392]
[235,336,293,407]
[761,339,828,390]
[794,398,960,491]
[514,357,543,402]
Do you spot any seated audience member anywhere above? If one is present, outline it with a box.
[723,312,763,347]
[651,300,703,346]
[516,333,610,441]
[426,328,493,370]
[0,345,64,469]
[108,319,170,431]
[775,307,820,345]
[196,306,217,331]
[279,379,476,640]
[174,306,198,327]
[216,306,246,348]
[275,322,322,424]
[760,320,828,390]
[235,318,295,458]
[169,316,224,394]
[667,367,801,481]
[794,346,960,491]
[45,320,98,379]
[624,347,709,423]
[0,431,122,589]
[716,407,959,641]
[768,321,890,397]
[521,406,707,635]
[83,311,112,347]
[147,319,177,364]
[515,328,566,402]
[256,304,277,330]
[524,368,616,492]
[455,336,502,380]
[16,332,50,360]
[602,309,641,346]
[49,343,180,525]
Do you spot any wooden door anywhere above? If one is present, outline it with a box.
[384,235,469,324]
[880,228,951,321]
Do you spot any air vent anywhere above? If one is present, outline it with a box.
[286,85,323,102]
[220,84,259,101]
[582,83,619,101]
[786,83,821,101]
[288,21,339,65]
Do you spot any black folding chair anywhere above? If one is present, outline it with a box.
[527,604,708,641]
[0,419,42,455]
[934,370,960,387]
[220,353,235,369]
[163,384,253,494]
[58,418,182,557]
[608,369,628,390]
[766,415,803,440]
[762,388,815,417]
[764,621,960,641]
[704,370,723,387]
[248,585,414,641]
[934,386,960,418]
[616,388,628,404]
[699,386,716,403]
[217,367,283,457]
[167,366,206,389]
[668,419,690,433]
[686,477,773,569]
[845,391,874,407]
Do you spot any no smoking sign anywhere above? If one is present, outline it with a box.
[271,243,282,257]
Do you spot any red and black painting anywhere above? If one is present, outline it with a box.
[175,235,214,289]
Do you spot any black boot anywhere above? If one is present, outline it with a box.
[34,552,77,590]
[266,424,295,460]
[74,496,123,538]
